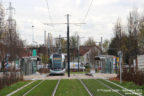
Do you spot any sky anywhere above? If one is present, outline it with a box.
[1,0,144,45]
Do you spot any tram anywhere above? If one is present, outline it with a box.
[49,53,66,75]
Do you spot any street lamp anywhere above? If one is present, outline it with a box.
[32,25,34,45]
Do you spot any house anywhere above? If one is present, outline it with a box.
[79,46,116,73]
[79,46,102,66]
[137,55,144,71]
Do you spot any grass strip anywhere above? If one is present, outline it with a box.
[55,79,89,96]
[82,79,121,96]
[26,80,58,96]
[12,80,41,96]
[110,80,144,96]
[99,79,137,96]
[0,81,30,96]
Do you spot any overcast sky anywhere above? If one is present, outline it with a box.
[2,0,144,45]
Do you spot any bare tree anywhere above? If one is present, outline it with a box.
[88,47,98,68]
[138,11,144,54]
[84,37,96,46]
[0,3,24,71]
[69,34,79,62]
[102,39,109,54]
[114,18,123,40]
[127,9,139,70]
[128,9,139,37]
[0,3,5,38]
[70,34,78,48]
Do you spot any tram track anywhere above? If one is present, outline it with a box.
[23,80,44,96]
[79,79,93,96]
[96,79,124,96]
[102,79,142,96]
[52,79,61,96]
[6,80,36,96]
[6,77,142,96]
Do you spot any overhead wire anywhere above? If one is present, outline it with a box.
[44,0,94,38]
[82,0,94,23]
[76,0,94,42]
[45,0,53,24]
[45,0,56,32]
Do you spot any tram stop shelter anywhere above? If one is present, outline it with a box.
[95,55,116,73]
[20,56,41,75]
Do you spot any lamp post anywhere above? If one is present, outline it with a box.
[118,51,123,83]
[32,25,34,45]
[77,35,80,71]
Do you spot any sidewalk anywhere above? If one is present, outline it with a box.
[24,73,117,80]
[93,73,117,79]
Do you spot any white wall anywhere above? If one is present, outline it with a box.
[81,47,101,65]
[138,55,144,71]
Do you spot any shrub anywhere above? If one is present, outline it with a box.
[117,69,144,86]
[0,71,23,90]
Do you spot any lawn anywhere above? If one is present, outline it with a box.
[26,80,58,96]
[0,80,30,96]
[98,79,138,96]
[110,80,144,96]
[82,79,121,96]
[12,80,41,96]
[55,79,89,96]
[1,79,141,96]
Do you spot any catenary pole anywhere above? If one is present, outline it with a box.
[67,14,70,77]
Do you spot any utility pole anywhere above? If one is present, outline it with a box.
[44,14,85,77]
[44,31,47,65]
[7,2,15,30]
[7,2,15,42]
[100,37,103,53]
[44,31,46,46]
[7,2,15,71]
[59,35,61,46]
[118,51,123,84]
[48,33,50,56]
[32,25,34,45]
[58,35,62,54]
[67,14,70,77]
[77,35,80,71]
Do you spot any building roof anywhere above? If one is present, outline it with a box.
[21,48,32,57]
[79,45,101,56]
